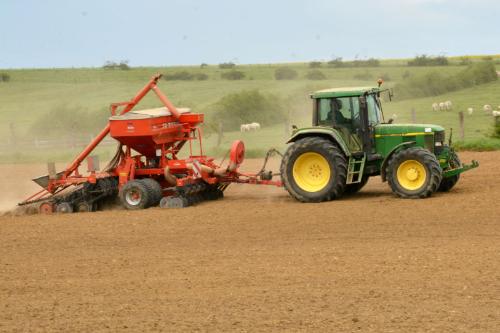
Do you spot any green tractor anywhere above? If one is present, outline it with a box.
[280,83,479,202]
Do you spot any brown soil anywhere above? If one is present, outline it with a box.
[0,151,499,332]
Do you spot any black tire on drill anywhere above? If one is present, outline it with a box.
[438,151,461,192]
[139,178,163,207]
[343,175,369,195]
[280,137,347,203]
[119,180,151,210]
[387,147,442,199]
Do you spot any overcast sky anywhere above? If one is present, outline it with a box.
[0,0,499,68]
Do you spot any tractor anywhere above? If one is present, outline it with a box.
[280,82,479,202]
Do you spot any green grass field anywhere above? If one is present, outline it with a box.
[1,56,500,163]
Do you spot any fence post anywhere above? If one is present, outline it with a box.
[411,108,416,123]
[458,111,465,140]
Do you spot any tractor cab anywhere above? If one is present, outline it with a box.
[311,86,384,156]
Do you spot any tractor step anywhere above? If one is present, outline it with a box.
[347,154,366,184]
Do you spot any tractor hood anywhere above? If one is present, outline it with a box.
[375,123,445,136]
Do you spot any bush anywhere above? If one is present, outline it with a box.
[395,62,497,99]
[102,60,130,70]
[305,69,326,80]
[210,90,286,131]
[221,70,245,80]
[274,67,298,80]
[327,57,344,67]
[327,57,379,68]
[408,55,448,66]
[0,73,10,82]
[194,73,209,80]
[309,61,322,68]
[200,63,208,68]
[219,62,236,69]
[164,71,209,81]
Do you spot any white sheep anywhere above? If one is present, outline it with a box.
[467,107,474,115]
[484,104,493,113]
[432,103,439,111]
[249,122,261,130]
[492,110,500,117]
[240,124,251,132]
[439,102,446,111]
[444,100,452,110]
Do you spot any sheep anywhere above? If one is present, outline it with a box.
[249,122,261,130]
[432,103,439,111]
[439,102,446,111]
[467,107,474,115]
[492,110,500,117]
[484,104,493,113]
[240,124,251,132]
[444,100,452,110]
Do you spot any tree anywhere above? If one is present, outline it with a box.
[274,67,298,80]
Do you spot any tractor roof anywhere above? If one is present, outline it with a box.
[311,86,380,99]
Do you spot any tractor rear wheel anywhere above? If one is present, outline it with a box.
[280,137,347,202]
[387,147,442,199]
[119,180,151,210]
[344,176,369,195]
[438,151,461,192]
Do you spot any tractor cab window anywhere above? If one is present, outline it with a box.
[317,97,360,129]
[366,94,383,125]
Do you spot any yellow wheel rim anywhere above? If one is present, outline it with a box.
[292,152,331,192]
[397,160,427,191]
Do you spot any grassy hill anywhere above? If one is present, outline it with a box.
[0,56,499,163]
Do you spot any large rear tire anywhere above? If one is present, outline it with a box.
[140,178,163,207]
[280,137,347,202]
[438,151,461,192]
[387,147,442,199]
[119,180,151,210]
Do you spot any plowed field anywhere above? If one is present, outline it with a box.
[0,151,499,332]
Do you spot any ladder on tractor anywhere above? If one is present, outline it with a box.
[346,154,366,184]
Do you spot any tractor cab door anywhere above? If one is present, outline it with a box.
[316,97,362,152]
[358,93,383,156]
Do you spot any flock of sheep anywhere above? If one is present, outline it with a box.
[240,122,261,132]
[432,101,500,116]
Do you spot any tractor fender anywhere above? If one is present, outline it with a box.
[380,141,416,182]
[286,128,351,157]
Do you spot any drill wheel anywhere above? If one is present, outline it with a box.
[159,196,189,209]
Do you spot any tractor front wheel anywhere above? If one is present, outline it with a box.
[387,147,442,199]
[119,180,151,210]
[280,137,347,202]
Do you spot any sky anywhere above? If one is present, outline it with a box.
[0,0,499,68]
